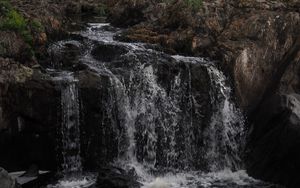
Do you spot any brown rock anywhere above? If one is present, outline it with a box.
[0,32,29,60]
[36,32,47,46]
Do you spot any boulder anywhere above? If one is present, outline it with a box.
[96,166,140,188]
[0,167,19,188]
[247,94,300,187]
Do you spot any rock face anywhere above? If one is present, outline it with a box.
[0,59,60,171]
[0,167,19,188]
[0,32,32,62]
[247,94,300,187]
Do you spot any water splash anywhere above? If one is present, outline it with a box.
[46,175,96,188]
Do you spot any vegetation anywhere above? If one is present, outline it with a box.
[0,9,34,44]
[0,0,44,47]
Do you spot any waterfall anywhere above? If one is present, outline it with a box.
[78,23,246,173]
[46,23,272,187]
[204,66,245,171]
[60,77,82,175]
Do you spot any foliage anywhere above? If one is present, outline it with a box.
[0,10,27,31]
[0,10,33,45]
[0,0,34,45]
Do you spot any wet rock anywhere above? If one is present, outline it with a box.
[21,164,39,177]
[96,166,140,188]
[0,167,19,188]
[48,40,83,70]
[91,44,129,62]
[247,94,300,187]
[0,60,60,171]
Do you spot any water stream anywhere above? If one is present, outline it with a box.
[46,23,276,188]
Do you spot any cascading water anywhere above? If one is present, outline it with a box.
[46,23,276,188]
[204,65,245,172]
[45,73,96,188]
[60,79,82,175]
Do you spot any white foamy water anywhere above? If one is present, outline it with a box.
[60,75,82,174]
[139,169,267,188]
[47,176,96,188]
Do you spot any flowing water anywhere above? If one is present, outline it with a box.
[46,72,96,188]
[46,23,276,187]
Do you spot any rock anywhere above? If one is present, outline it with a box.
[36,32,48,46]
[108,0,149,27]
[247,94,300,187]
[96,166,140,188]
[220,10,300,113]
[0,60,60,171]
[21,164,39,177]
[91,44,129,62]
[0,58,33,83]
[0,167,19,188]
[48,40,83,69]
[0,32,32,63]
[279,42,300,94]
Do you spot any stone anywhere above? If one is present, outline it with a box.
[96,166,140,188]
[108,0,149,27]
[21,164,39,177]
[0,167,19,188]
[0,61,60,171]
[91,44,129,62]
[247,94,300,187]
[0,32,31,62]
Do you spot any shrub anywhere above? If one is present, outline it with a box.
[0,10,27,31]
[0,0,35,50]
